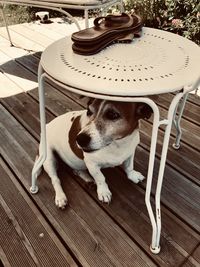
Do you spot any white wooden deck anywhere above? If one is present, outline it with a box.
[0,17,93,97]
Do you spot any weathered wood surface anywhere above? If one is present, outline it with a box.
[0,158,77,267]
[0,20,200,267]
[182,245,200,267]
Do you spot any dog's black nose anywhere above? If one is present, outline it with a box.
[76,133,91,148]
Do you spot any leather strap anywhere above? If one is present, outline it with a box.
[93,13,133,28]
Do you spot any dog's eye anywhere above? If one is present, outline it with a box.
[105,110,120,120]
[87,109,93,116]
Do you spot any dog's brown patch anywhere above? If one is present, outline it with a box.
[71,116,75,122]
[68,115,84,160]
[119,105,139,138]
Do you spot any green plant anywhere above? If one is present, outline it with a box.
[124,0,166,26]
[124,0,200,44]
[0,5,31,26]
[164,0,200,44]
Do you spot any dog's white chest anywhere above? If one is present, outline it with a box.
[84,129,140,168]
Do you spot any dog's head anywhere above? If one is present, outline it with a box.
[76,99,152,152]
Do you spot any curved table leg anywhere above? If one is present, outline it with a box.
[84,9,89,28]
[1,4,13,46]
[151,92,185,252]
[172,93,188,150]
[144,101,161,253]
[30,63,47,194]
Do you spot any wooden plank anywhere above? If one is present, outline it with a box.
[0,104,156,267]
[19,18,89,38]
[0,86,82,140]
[0,71,23,97]
[156,106,200,152]
[192,245,200,264]
[21,21,64,41]
[0,205,37,267]
[0,248,11,267]
[0,51,84,116]
[139,122,200,186]
[182,258,199,267]
[182,242,200,266]
[35,18,72,36]
[0,59,38,92]
[0,36,29,59]
[182,245,200,267]
[0,34,10,46]
[0,91,54,139]
[0,47,14,65]
[13,51,44,79]
[5,19,86,50]
[10,23,55,48]
[187,94,200,106]
[158,93,200,126]
[134,146,200,232]
[0,27,43,51]
[73,165,200,267]
[0,158,77,267]
[39,168,157,267]
[29,84,83,116]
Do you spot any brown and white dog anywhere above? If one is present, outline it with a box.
[37,99,152,209]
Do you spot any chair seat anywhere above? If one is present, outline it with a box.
[1,0,123,41]
[1,0,112,6]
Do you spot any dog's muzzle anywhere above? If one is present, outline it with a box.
[76,133,91,151]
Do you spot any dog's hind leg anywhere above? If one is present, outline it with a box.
[123,153,145,184]
[43,149,68,209]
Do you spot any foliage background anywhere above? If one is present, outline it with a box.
[0,0,199,44]
[124,0,200,44]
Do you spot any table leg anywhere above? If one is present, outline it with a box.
[172,93,188,150]
[30,63,47,194]
[84,9,89,28]
[0,4,13,46]
[150,92,185,253]
[144,102,161,254]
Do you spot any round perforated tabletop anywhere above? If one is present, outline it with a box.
[41,27,200,97]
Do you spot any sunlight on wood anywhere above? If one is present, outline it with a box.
[0,18,93,98]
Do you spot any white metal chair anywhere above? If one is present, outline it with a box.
[0,0,124,45]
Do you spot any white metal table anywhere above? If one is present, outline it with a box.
[30,27,200,254]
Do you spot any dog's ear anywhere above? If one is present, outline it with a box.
[136,103,153,120]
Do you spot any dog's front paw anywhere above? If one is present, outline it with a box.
[97,184,112,203]
[128,170,145,184]
[55,192,68,209]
